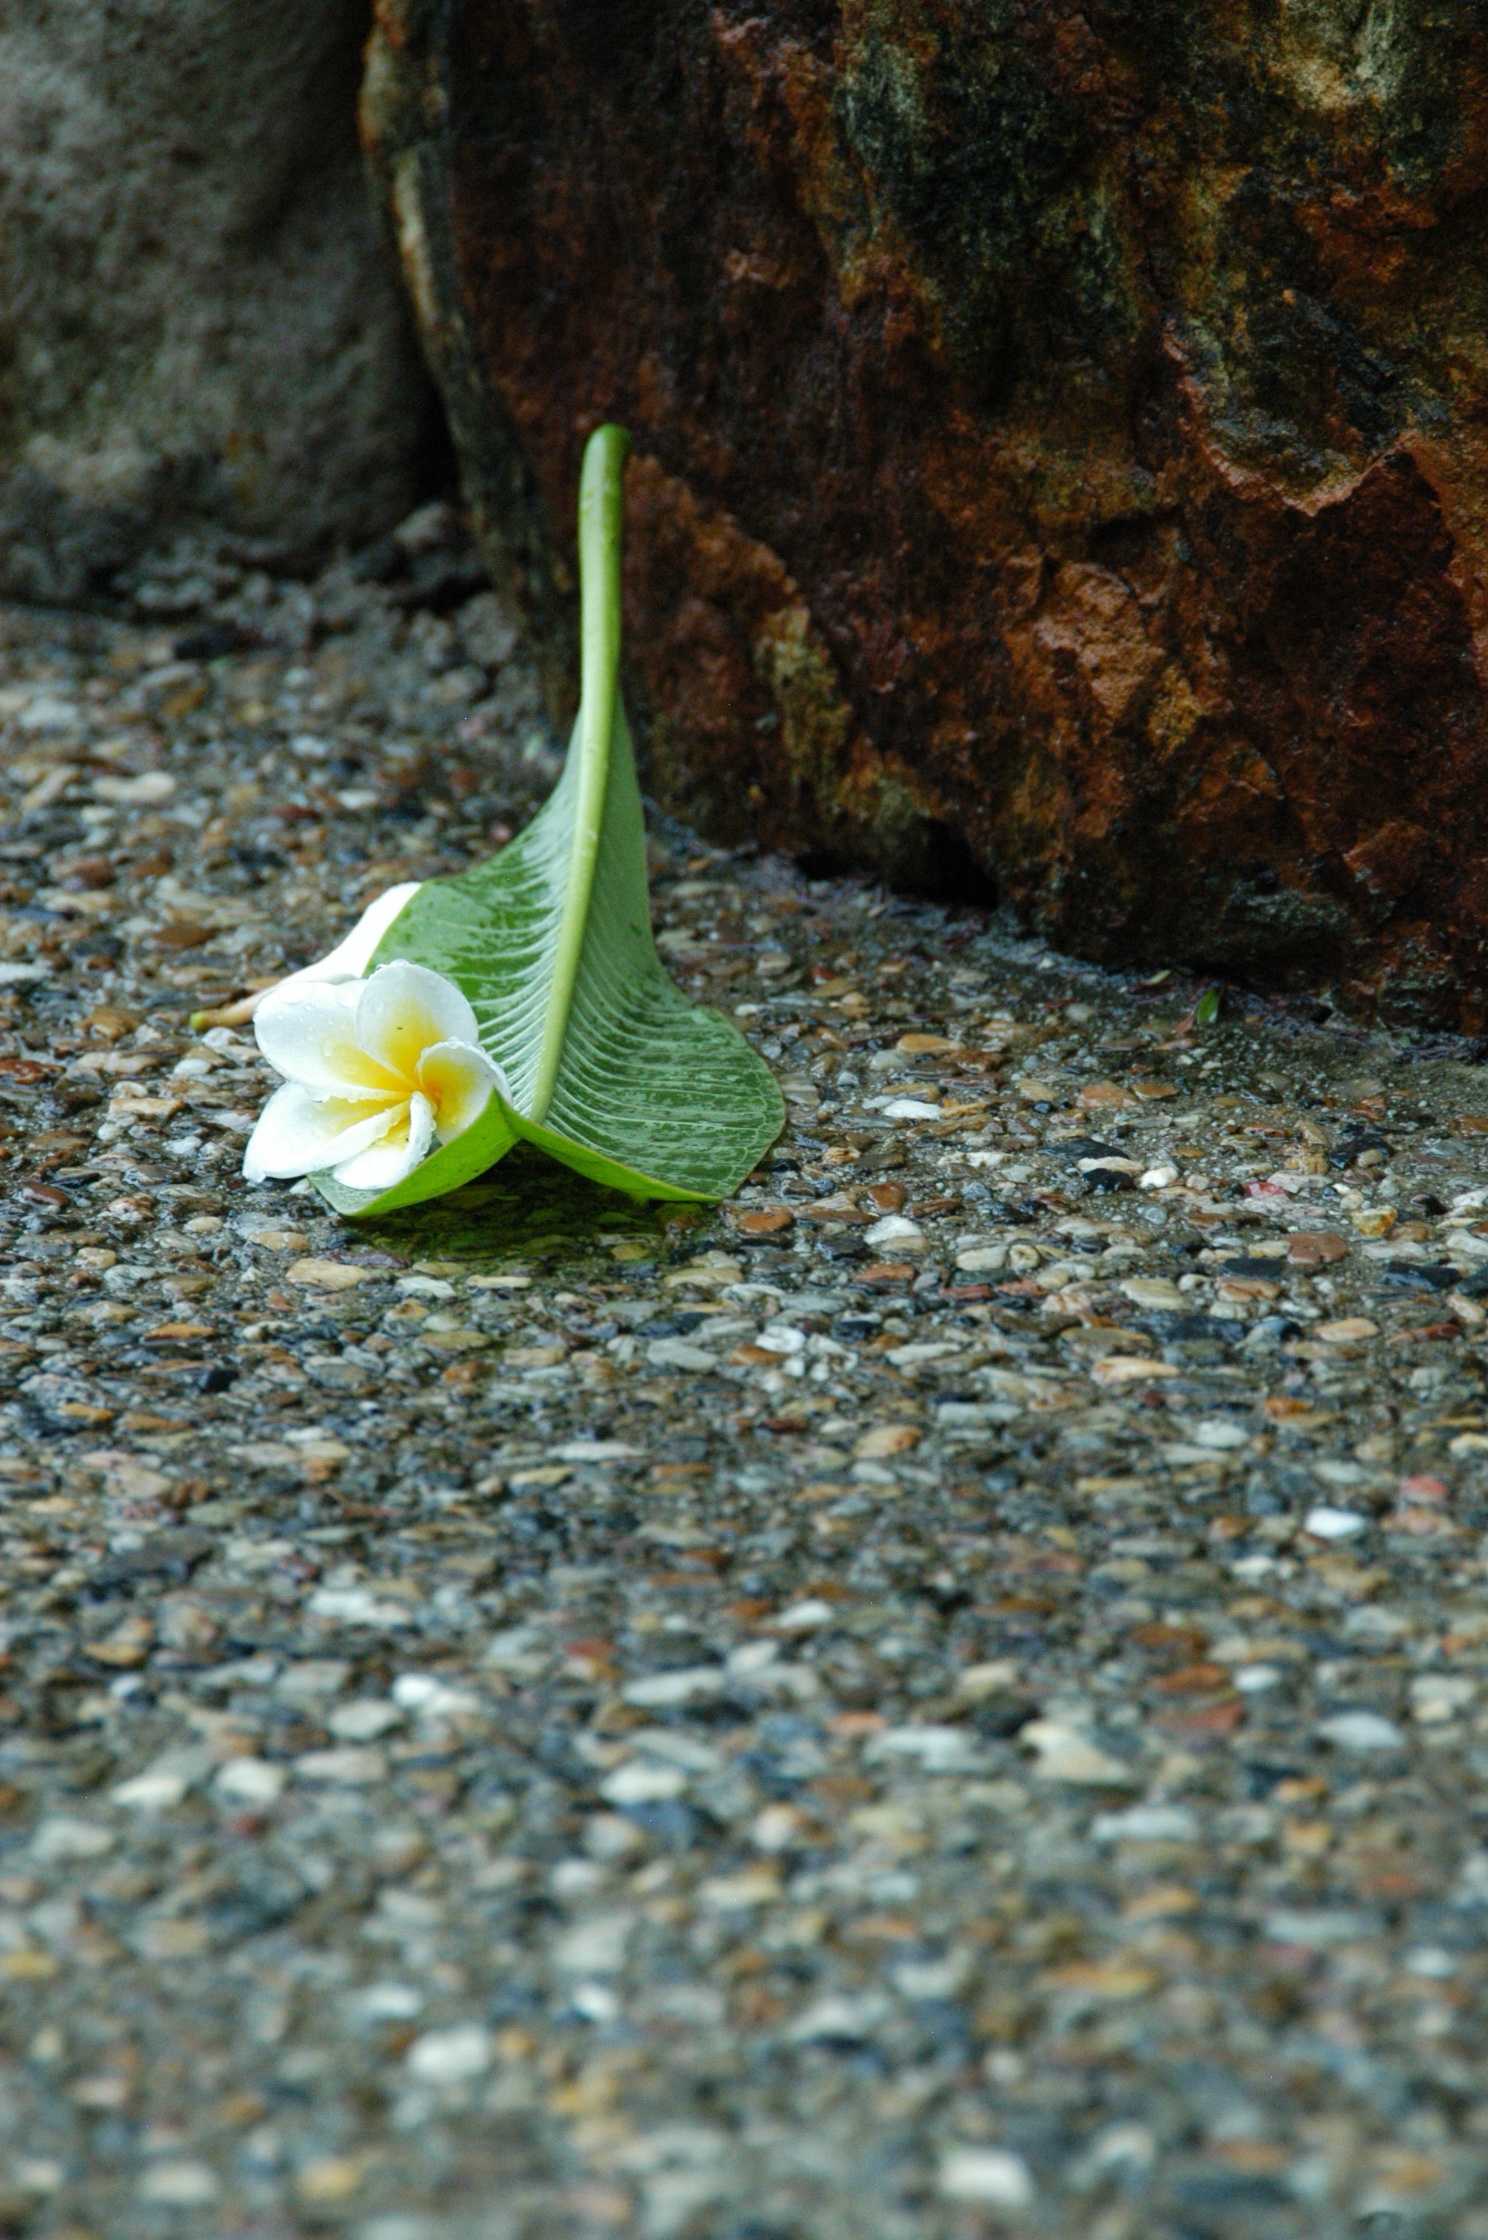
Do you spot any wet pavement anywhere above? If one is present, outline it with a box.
[0,522,1487,2237]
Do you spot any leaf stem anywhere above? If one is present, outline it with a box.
[530,422,630,1122]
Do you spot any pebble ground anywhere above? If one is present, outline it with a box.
[0,515,1487,2240]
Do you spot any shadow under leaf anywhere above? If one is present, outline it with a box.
[339,1139,701,1270]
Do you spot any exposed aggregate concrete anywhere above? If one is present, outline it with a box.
[0,527,1485,2237]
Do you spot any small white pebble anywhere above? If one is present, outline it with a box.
[774,1598,836,1631]
[863,1215,924,1247]
[405,2025,492,2085]
[328,1699,404,1742]
[1304,1505,1366,1540]
[1191,1419,1250,1451]
[110,1770,189,1812]
[1316,1710,1403,1752]
[214,1758,286,1807]
[957,1659,1020,1698]
[751,1805,809,1853]
[1404,1947,1457,1978]
[137,2162,219,2205]
[391,1673,479,1717]
[549,1858,607,1898]
[938,2148,1035,2208]
[598,1761,688,1805]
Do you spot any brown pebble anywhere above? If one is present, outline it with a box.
[855,1424,920,1459]
[1156,1698,1246,1740]
[735,1207,793,1237]
[1386,1320,1460,1345]
[285,1257,376,1289]
[1151,1662,1231,1697]
[1287,1231,1348,1265]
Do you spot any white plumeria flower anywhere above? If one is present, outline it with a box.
[243,959,508,1192]
[201,885,426,1032]
[266,881,423,999]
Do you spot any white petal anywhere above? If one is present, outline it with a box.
[417,1038,506,1142]
[253,979,404,1097]
[277,883,423,993]
[332,1091,436,1191]
[354,962,479,1083]
[242,1083,402,1181]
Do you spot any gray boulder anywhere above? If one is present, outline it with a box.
[0,0,437,605]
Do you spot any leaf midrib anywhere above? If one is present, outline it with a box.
[528,425,629,1122]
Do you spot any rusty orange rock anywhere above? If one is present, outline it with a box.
[364,0,1488,1023]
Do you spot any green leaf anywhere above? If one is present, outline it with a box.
[1195,986,1221,1027]
[313,424,784,1219]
